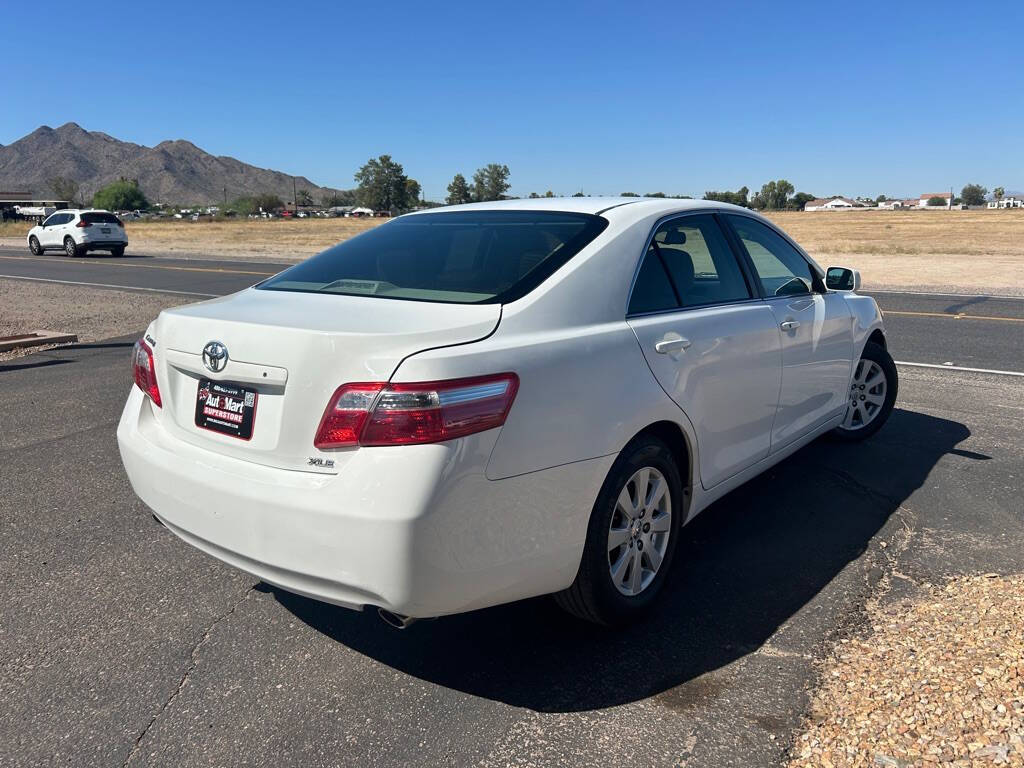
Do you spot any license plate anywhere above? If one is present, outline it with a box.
[101,227,111,234]
[195,379,257,440]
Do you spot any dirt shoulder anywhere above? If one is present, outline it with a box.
[0,278,192,361]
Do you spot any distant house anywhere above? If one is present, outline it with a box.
[919,192,952,208]
[803,196,863,211]
[876,199,906,210]
[987,197,1023,209]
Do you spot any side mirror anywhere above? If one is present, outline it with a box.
[826,266,861,292]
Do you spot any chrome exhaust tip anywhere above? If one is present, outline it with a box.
[378,608,418,629]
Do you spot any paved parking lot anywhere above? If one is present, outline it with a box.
[1,256,1022,766]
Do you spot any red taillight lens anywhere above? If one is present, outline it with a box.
[314,373,518,449]
[131,339,162,407]
[76,219,91,228]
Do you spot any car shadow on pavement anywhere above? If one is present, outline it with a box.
[271,408,971,713]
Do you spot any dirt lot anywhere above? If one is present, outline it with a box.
[4,209,1022,294]
[0,278,186,360]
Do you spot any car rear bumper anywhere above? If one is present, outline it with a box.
[117,387,612,617]
[79,238,127,248]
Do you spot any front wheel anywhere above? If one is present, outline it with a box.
[832,341,898,441]
[555,434,683,625]
[29,236,43,255]
[64,237,82,258]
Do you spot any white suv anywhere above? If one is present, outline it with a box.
[27,209,128,257]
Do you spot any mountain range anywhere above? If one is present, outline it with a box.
[0,123,340,205]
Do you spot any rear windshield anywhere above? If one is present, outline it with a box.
[81,212,121,224]
[257,210,608,304]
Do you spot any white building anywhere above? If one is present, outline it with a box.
[803,196,863,211]
[987,197,1023,209]
[919,192,952,208]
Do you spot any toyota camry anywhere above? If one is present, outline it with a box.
[117,198,897,626]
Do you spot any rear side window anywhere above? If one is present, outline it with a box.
[259,211,608,304]
[628,214,751,314]
[81,212,121,225]
[726,215,816,297]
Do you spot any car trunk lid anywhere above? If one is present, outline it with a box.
[149,288,500,473]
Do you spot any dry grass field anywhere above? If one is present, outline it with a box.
[4,209,1023,293]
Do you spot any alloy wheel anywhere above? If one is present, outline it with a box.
[607,466,672,596]
[840,359,887,431]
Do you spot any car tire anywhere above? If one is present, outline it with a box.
[111,245,125,257]
[831,341,898,442]
[554,434,684,626]
[29,236,43,255]
[64,237,82,258]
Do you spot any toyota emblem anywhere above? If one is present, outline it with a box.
[202,341,229,373]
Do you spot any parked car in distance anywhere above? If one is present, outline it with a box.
[27,209,127,257]
[118,198,896,628]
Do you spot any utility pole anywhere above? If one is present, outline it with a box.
[223,186,227,208]
[293,177,298,212]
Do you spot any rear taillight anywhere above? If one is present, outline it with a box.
[131,339,162,407]
[314,373,518,449]
[76,219,91,228]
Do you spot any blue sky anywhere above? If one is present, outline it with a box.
[2,1,1021,201]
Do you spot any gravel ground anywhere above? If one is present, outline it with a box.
[0,278,192,360]
[788,574,1024,767]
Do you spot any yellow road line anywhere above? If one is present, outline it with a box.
[0,254,275,276]
[884,309,1024,323]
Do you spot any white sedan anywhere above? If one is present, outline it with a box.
[117,198,896,626]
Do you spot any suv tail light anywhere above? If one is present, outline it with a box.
[76,219,91,228]
[314,373,518,449]
[131,339,162,407]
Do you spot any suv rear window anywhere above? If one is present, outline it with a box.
[81,212,121,224]
[258,211,608,304]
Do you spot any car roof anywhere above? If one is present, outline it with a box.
[402,196,745,218]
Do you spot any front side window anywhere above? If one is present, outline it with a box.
[41,213,61,227]
[628,214,751,314]
[726,215,816,297]
[259,211,608,304]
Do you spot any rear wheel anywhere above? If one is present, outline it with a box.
[110,245,125,257]
[29,236,42,255]
[64,237,82,258]
[832,341,898,441]
[555,434,683,626]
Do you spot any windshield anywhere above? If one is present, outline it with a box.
[258,210,608,304]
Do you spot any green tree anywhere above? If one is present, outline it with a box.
[405,178,422,206]
[703,187,749,207]
[354,155,412,212]
[572,191,585,197]
[47,176,80,205]
[960,184,987,206]
[472,164,511,202]
[644,192,666,198]
[927,196,948,207]
[993,186,1005,201]
[528,192,541,199]
[543,190,555,198]
[620,192,640,197]
[446,173,473,205]
[253,193,284,213]
[92,178,149,211]
[296,189,315,207]
[875,194,888,203]
[789,192,817,210]
[753,180,794,210]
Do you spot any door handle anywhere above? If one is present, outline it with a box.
[655,336,692,354]
[780,320,801,331]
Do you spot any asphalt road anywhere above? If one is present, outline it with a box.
[1,247,1023,767]
[2,246,1022,373]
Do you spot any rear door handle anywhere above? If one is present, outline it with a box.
[655,335,692,354]
[780,320,801,331]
